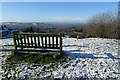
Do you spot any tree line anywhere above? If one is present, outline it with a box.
[72,11,119,39]
[19,11,119,39]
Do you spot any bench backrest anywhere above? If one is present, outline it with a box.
[12,32,62,51]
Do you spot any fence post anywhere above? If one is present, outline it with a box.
[60,33,63,55]
[12,32,17,51]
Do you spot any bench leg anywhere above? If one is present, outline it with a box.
[21,47,23,50]
[60,47,63,55]
[14,45,17,51]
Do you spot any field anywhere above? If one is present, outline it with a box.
[0,37,120,79]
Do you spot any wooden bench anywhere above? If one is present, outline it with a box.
[12,32,63,54]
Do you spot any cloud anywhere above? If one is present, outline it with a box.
[54,16,87,23]
[54,17,82,20]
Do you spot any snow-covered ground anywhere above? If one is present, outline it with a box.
[63,38,119,58]
[0,37,120,79]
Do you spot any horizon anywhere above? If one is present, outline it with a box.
[1,2,118,23]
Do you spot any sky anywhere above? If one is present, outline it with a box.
[1,2,118,23]
[1,0,120,2]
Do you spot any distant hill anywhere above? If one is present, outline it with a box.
[2,22,87,30]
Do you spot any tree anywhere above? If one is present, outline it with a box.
[87,11,118,38]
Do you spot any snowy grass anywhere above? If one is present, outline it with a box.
[5,50,67,65]
[0,37,120,79]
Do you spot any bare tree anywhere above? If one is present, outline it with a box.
[87,11,118,38]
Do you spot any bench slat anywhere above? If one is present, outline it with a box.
[41,36,44,47]
[56,36,58,48]
[19,35,23,50]
[38,36,40,47]
[45,36,47,47]
[17,45,60,49]
[34,36,37,47]
[48,36,51,47]
[30,36,33,46]
[16,35,20,46]
[23,35,26,46]
[60,33,62,54]
[18,33,60,37]
[27,35,30,47]
[52,36,54,47]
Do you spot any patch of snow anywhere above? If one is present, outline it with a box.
[0,37,119,79]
